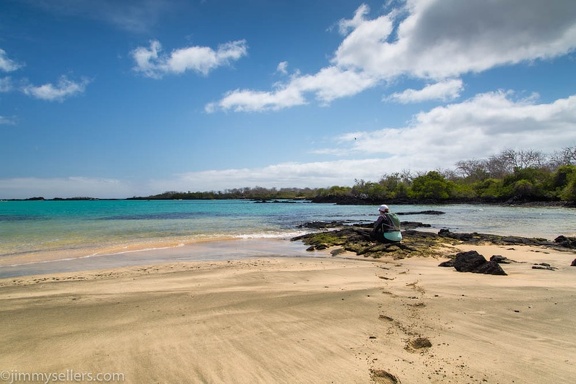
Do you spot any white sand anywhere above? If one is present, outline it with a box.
[0,243,575,383]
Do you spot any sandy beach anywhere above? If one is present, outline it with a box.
[1,242,575,384]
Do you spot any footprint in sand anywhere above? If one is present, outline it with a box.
[370,369,400,384]
[405,336,432,352]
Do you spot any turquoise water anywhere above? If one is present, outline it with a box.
[1,199,575,264]
[0,200,371,260]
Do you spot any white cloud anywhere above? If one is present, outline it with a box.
[167,92,576,191]
[276,61,288,75]
[3,92,575,198]
[152,90,576,193]
[385,78,463,103]
[331,91,576,168]
[208,0,576,112]
[206,66,376,112]
[0,115,17,125]
[149,159,392,192]
[22,76,90,102]
[132,39,248,78]
[206,85,307,113]
[0,49,23,72]
[334,0,576,79]
[337,3,371,35]
[1,50,88,102]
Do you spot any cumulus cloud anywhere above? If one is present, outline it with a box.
[22,76,90,102]
[0,48,88,102]
[161,91,576,191]
[207,0,576,112]
[0,49,88,129]
[334,0,576,78]
[3,91,574,197]
[132,39,248,78]
[205,85,307,113]
[0,49,23,72]
[206,66,376,112]
[330,91,576,168]
[385,78,463,103]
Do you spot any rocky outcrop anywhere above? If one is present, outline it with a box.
[439,229,576,251]
[554,235,576,249]
[490,255,515,264]
[532,263,557,271]
[439,250,507,275]
[291,226,449,259]
[291,221,576,265]
[396,210,445,215]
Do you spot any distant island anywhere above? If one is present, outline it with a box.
[127,147,576,207]
[8,148,576,207]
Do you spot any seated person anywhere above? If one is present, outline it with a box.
[371,204,402,243]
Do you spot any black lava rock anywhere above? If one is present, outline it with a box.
[453,251,488,272]
[450,250,507,275]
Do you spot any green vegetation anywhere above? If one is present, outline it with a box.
[133,147,576,206]
[132,187,319,201]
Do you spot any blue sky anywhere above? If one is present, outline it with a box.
[1,0,576,198]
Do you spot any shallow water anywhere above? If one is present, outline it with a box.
[0,199,575,277]
[0,238,315,278]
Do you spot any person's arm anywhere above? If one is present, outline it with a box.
[372,216,384,235]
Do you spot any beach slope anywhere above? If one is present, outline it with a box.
[1,244,575,383]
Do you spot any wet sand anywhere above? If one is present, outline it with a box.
[0,238,313,278]
[0,242,575,383]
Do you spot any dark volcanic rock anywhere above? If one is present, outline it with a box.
[292,226,446,259]
[554,235,576,249]
[453,251,487,272]
[445,251,508,275]
[438,260,454,267]
[490,255,514,264]
[532,263,557,271]
[439,229,576,251]
[475,261,507,275]
[292,223,573,266]
[396,210,445,215]
[298,221,348,229]
[402,221,431,229]
[441,254,511,273]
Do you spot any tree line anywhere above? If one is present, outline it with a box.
[133,146,576,206]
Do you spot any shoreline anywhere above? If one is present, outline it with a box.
[1,244,575,383]
[2,224,575,279]
[0,234,259,268]
[0,237,318,279]
[2,202,574,275]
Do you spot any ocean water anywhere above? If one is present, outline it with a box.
[1,199,575,269]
